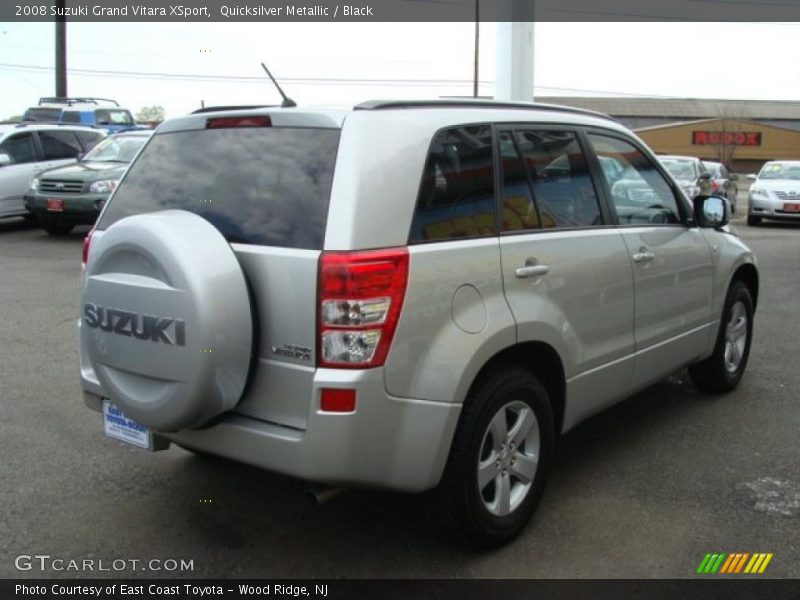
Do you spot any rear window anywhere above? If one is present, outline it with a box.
[95,109,134,126]
[98,127,340,249]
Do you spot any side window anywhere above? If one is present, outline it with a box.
[410,125,495,243]
[76,131,104,151]
[513,130,603,228]
[499,131,540,232]
[39,130,83,160]
[62,111,81,123]
[0,133,37,164]
[587,133,681,225]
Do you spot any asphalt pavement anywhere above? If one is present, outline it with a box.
[0,198,798,579]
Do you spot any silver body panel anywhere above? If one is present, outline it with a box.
[79,104,757,492]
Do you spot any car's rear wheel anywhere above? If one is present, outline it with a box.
[689,280,753,394]
[747,215,762,226]
[43,221,74,236]
[433,365,554,548]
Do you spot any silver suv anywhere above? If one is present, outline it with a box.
[78,100,758,547]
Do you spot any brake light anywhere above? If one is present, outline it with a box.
[206,116,271,129]
[317,248,409,368]
[82,229,94,265]
[320,388,356,413]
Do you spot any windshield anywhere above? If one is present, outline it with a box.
[661,159,696,180]
[84,135,148,163]
[703,163,722,177]
[759,163,800,180]
[95,109,134,126]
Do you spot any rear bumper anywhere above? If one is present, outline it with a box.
[81,366,461,493]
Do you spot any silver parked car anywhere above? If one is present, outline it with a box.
[747,160,800,226]
[78,100,758,547]
[659,154,713,199]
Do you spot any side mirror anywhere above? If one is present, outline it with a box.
[730,174,739,181]
[693,195,729,229]
[747,174,757,181]
[0,152,11,167]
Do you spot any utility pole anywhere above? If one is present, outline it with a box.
[55,0,67,97]
[494,1,535,102]
[473,0,479,98]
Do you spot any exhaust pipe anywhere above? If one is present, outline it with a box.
[305,484,347,506]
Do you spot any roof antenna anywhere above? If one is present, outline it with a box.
[261,63,297,108]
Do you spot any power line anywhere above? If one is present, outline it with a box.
[0,61,491,87]
[0,61,688,98]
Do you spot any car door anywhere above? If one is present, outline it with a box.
[496,126,636,430]
[586,131,714,391]
[0,131,41,217]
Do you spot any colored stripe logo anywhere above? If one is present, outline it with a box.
[696,553,773,574]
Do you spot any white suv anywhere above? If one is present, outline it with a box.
[0,123,105,219]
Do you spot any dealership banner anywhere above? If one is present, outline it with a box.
[5,0,800,22]
[4,579,800,599]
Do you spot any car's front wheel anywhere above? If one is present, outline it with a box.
[433,365,554,548]
[689,280,753,393]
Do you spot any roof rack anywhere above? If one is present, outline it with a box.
[38,97,120,107]
[190,105,277,115]
[354,99,616,122]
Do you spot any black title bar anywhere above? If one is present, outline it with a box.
[5,0,800,22]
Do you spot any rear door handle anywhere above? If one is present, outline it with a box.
[515,264,549,279]
[632,249,655,263]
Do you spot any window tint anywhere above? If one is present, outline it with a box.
[0,133,37,164]
[62,111,81,123]
[588,134,681,225]
[499,131,540,231]
[410,125,495,242]
[39,130,82,160]
[513,130,602,228]
[99,127,340,249]
[22,107,61,122]
[76,131,104,151]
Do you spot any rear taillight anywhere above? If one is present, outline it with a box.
[206,116,271,129]
[317,248,409,369]
[82,229,94,265]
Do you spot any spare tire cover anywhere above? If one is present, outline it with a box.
[82,210,253,432]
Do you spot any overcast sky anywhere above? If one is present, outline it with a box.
[0,21,798,119]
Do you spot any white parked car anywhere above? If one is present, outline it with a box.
[747,160,800,226]
[0,123,105,220]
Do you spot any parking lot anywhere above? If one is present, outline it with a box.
[0,198,798,579]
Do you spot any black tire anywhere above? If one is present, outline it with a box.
[747,215,761,226]
[43,221,74,236]
[689,280,753,394]
[433,365,554,548]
